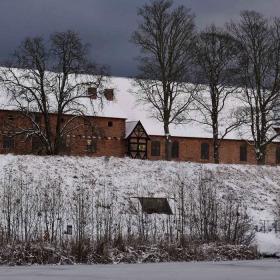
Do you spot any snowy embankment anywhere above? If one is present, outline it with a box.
[0,154,279,258]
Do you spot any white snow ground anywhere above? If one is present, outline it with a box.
[0,155,280,255]
[256,233,280,257]
[0,260,279,280]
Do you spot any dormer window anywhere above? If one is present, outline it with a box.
[88,87,97,99]
[104,89,114,101]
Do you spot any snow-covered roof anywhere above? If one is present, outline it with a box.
[0,68,277,141]
[103,77,246,140]
[125,121,138,138]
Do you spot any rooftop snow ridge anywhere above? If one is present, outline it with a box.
[0,67,279,141]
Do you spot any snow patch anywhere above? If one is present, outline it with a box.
[255,232,280,257]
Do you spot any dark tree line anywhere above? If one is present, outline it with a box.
[228,11,280,164]
[131,0,195,160]
[0,31,107,155]
[133,0,280,164]
[192,25,241,163]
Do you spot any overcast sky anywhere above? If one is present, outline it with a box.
[0,0,280,77]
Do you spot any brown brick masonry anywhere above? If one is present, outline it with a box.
[0,110,126,158]
[0,109,279,165]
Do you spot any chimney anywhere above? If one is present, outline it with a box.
[104,89,114,101]
[88,87,97,99]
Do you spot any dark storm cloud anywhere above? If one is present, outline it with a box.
[0,0,279,76]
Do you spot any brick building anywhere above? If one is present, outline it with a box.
[1,76,280,165]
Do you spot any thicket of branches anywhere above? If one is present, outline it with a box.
[228,11,280,164]
[131,0,196,160]
[0,31,107,155]
[274,194,280,222]
[191,25,241,163]
[133,0,280,164]
[0,167,255,263]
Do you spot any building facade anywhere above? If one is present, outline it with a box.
[1,108,280,165]
[1,73,280,165]
[0,109,126,158]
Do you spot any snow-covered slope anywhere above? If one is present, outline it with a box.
[0,154,279,217]
[0,154,279,255]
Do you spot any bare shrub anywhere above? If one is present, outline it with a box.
[274,194,280,222]
[0,164,256,264]
[174,170,255,245]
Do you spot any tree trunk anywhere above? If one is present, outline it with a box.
[211,100,220,164]
[256,150,266,165]
[213,131,220,164]
[256,145,266,165]
[164,123,171,160]
[53,111,63,155]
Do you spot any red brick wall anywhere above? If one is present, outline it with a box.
[0,110,33,155]
[147,135,280,165]
[0,110,126,158]
[1,110,280,165]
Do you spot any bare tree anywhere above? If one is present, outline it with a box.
[0,30,107,155]
[192,25,241,163]
[131,0,195,160]
[274,194,280,223]
[228,11,280,164]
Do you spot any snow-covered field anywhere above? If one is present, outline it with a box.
[0,260,279,280]
[0,154,279,220]
[0,154,280,256]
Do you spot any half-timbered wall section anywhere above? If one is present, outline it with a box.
[126,121,149,159]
